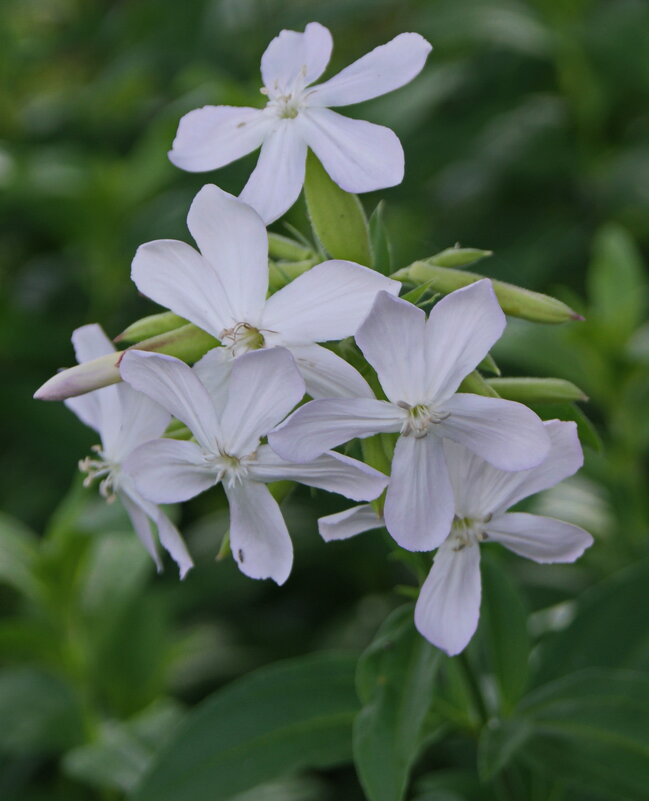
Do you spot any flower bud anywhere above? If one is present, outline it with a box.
[426,247,492,269]
[267,233,314,262]
[115,311,187,344]
[486,377,588,404]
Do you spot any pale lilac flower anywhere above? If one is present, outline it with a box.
[131,184,399,399]
[318,504,383,542]
[120,347,389,585]
[169,22,432,223]
[269,281,551,552]
[414,421,593,655]
[65,325,193,577]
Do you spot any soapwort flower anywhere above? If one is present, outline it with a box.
[65,325,193,577]
[269,281,551,552]
[131,184,399,399]
[169,22,432,222]
[120,347,389,585]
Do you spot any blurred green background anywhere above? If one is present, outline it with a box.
[2,0,649,799]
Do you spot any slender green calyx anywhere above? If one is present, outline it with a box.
[459,371,501,397]
[486,377,588,404]
[115,311,188,344]
[426,247,493,269]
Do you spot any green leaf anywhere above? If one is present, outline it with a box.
[426,247,492,269]
[354,605,441,801]
[487,377,588,404]
[133,652,359,801]
[304,150,372,265]
[369,201,392,275]
[478,717,533,782]
[0,513,41,599]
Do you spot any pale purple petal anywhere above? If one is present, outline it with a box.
[119,491,162,572]
[192,347,232,417]
[309,32,432,107]
[225,481,293,585]
[65,392,102,435]
[414,539,482,656]
[111,383,170,461]
[288,343,374,399]
[261,22,333,93]
[383,434,454,551]
[318,504,382,542]
[485,512,593,564]
[155,512,194,579]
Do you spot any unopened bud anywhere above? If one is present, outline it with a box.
[267,233,314,262]
[115,311,187,344]
[426,247,492,269]
[486,377,588,404]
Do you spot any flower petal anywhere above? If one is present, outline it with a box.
[414,539,482,656]
[262,260,400,344]
[289,343,374,399]
[71,323,114,362]
[219,348,304,457]
[298,108,403,192]
[155,512,194,579]
[424,280,505,403]
[250,445,388,501]
[355,290,427,404]
[309,32,432,107]
[485,512,593,563]
[261,22,333,93]
[318,504,382,542]
[192,347,233,417]
[239,121,307,224]
[226,481,293,585]
[383,434,454,551]
[186,185,268,323]
[268,397,403,463]
[119,491,162,571]
[126,439,216,504]
[110,384,170,461]
[168,106,271,172]
[439,394,550,472]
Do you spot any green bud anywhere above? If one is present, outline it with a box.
[426,247,492,269]
[267,232,314,262]
[486,377,588,404]
[115,311,187,344]
[458,370,501,397]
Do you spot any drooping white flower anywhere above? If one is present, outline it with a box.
[269,281,551,552]
[131,184,399,400]
[169,22,432,223]
[64,324,193,578]
[120,346,389,585]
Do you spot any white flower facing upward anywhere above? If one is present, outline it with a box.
[131,184,399,400]
[120,346,389,585]
[269,281,552,553]
[64,325,193,578]
[169,22,432,223]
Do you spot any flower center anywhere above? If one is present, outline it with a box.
[398,402,450,438]
[449,516,491,550]
[79,445,119,502]
[261,72,311,120]
[220,322,266,356]
[204,449,254,489]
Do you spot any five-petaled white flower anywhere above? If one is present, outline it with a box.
[120,346,389,585]
[168,22,432,223]
[131,184,399,400]
[269,281,552,553]
[65,324,193,578]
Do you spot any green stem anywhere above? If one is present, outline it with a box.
[456,651,489,727]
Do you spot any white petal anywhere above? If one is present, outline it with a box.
[486,513,593,564]
[110,383,170,461]
[261,22,333,93]
[355,290,427,404]
[226,481,293,585]
[318,504,382,542]
[383,434,454,551]
[168,106,271,172]
[155,512,194,579]
[186,185,268,323]
[249,445,388,501]
[239,121,307,224]
[439,394,550,472]
[268,397,403,463]
[298,108,403,193]
[192,347,232,417]
[126,439,216,504]
[289,343,374,399]
[119,491,162,571]
[424,280,505,403]
[120,351,221,451]
[219,347,305,456]
[309,32,432,107]
[71,323,114,362]
[65,393,102,434]
[262,260,400,344]
[414,539,482,656]
[131,239,232,339]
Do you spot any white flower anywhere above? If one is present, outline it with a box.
[131,184,399,400]
[318,504,383,542]
[414,421,593,655]
[168,22,432,223]
[269,281,551,552]
[120,346,389,585]
[64,324,193,578]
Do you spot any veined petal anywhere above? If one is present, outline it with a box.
[155,513,194,579]
[119,491,162,572]
[424,280,505,403]
[288,343,374,399]
[383,434,454,551]
[309,32,432,107]
[262,260,400,345]
[110,383,170,462]
[168,106,271,172]
[318,504,382,542]
[186,185,268,323]
[249,445,388,501]
[414,539,482,656]
[120,351,221,451]
[298,108,403,193]
[486,512,593,564]
[192,347,232,417]
[226,481,293,585]
[71,323,114,362]
[239,121,307,224]
[219,348,305,456]
[261,22,333,94]
[131,239,232,339]
[439,394,550,472]
[268,397,403,463]
[355,291,427,404]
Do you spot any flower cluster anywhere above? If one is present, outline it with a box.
[36,22,592,655]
